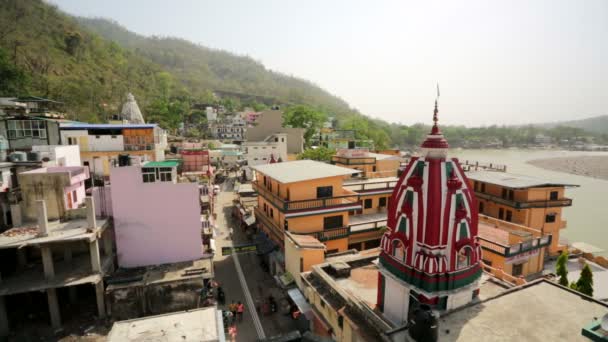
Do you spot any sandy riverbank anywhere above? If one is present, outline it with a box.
[527,155,608,180]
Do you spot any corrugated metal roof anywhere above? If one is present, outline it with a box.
[466,170,579,189]
[252,160,359,183]
[60,123,157,130]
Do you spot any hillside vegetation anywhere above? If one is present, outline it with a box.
[1,0,605,149]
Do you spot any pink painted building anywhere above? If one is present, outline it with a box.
[110,166,202,268]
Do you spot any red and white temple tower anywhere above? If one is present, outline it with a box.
[377,100,482,324]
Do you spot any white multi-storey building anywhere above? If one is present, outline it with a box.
[243,133,287,166]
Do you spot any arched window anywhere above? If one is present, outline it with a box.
[457,247,473,269]
[392,240,406,262]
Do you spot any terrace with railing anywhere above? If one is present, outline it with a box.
[343,177,398,192]
[477,235,552,257]
[255,207,351,242]
[252,181,360,212]
[475,191,572,209]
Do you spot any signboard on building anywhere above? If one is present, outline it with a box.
[221,244,258,256]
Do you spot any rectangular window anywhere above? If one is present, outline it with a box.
[364,198,373,209]
[270,208,274,218]
[501,188,508,199]
[545,214,556,223]
[7,120,46,140]
[142,167,156,183]
[480,183,486,193]
[498,208,505,220]
[474,181,479,192]
[73,190,77,203]
[479,201,484,214]
[323,215,343,229]
[512,263,523,277]
[550,191,558,200]
[508,190,514,200]
[379,197,387,207]
[506,210,513,222]
[300,258,304,273]
[316,186,333,198]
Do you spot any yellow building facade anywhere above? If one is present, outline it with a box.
[477,214,551,278]
[252,160,391,267]
[467,170,576,256]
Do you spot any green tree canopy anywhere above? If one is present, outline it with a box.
[284,105,326,147]
[556,250,569,287]
[575,264,594,297]
[0,47,28,96]
[297,147,336,162]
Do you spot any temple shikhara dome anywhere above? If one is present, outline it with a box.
[377,99,482,324]
[120,93,145,124]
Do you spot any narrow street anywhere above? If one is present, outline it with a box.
[213,174,298,341]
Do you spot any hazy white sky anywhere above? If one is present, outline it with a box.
[52,0,608,126]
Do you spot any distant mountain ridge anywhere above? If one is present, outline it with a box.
[76,17,355,116]
[537,115,608,134]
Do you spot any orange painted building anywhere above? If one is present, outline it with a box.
[467,170,577,256]
[252,160,391,274]
[477,214,551,278]
[331,149,400,179]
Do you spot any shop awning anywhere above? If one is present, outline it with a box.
[287,288,313,320]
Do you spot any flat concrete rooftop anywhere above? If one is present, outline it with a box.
[439,280,608,341]
[107,307,223,342]
[0,218,109,250]
[106,257,214,291]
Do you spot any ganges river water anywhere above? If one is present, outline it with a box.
[448,149,608,254]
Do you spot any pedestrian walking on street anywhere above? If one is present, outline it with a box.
[237,301,245,322]
[229,301,237,324]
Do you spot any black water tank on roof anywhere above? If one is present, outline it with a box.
[118,154,131,167]
[408,304,438,342]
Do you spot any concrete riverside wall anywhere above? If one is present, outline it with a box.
[110,166,202,268]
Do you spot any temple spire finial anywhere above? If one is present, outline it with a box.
[431,84,440,134]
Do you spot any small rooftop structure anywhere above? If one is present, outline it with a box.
[467,170,579,189]
[252,160,359,183]
[438,280,608,341]
[286,231,325,250]
[107,306,224,342]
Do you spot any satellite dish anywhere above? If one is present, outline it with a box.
[601,313,608,330]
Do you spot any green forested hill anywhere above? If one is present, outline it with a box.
[540,115,608,135]
[0,0,356,123]
[77,17,354,116]
[1,0,605,149]
[0,0,173,122]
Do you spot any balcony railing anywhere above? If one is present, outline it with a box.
[252,181,359,212]
[349,219,387,234]
[478,235,552,257]
[254,207,284,242]
[343,179,398,192]
[297,226,351,242]
[255,207,351,242]
[474,191,572,209]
